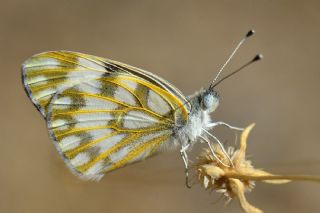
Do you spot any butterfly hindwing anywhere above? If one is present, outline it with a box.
[47,76,184,180]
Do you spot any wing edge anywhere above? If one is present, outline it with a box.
[46,90,104,181]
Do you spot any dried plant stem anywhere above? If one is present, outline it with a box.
[225,172,320,183]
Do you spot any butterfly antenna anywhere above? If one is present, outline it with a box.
[209,30,255,90]
[210,54,263,88]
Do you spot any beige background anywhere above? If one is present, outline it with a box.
[1,0,320,213]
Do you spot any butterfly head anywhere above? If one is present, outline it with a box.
[201,89,220,113]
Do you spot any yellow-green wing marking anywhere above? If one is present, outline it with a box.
[22,51,191,180]
[47,75,185,180]
[22,51,110,117]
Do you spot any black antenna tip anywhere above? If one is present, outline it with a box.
[253,53,263,62]
[246,30,255,38]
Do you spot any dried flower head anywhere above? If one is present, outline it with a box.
[196,124,320,213]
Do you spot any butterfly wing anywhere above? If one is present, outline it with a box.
[22,51,191,118]
[47,75,187,180]
[22,51,190,180]
[22,51,111,117]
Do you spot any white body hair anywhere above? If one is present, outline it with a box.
[170,88,220,149]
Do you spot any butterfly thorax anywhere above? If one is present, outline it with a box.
[174,89,220,147]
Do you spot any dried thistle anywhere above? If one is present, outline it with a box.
[196,123,320,213]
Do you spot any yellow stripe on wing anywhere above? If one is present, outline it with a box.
[69,52,107,68]
[55,126,114,138]
[53,109,125,116]
[77,133,142,172]
[100,78,144,107]
[106,134,170,172]
[41,52,106,73]
[63,91,175,123]
[116,76,189,120]
[25,68,88,76]
[54,124,168,139]
[64,131,119,158]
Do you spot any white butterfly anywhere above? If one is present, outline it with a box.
[22,30,261,185]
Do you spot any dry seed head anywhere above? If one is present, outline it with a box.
[195,124,320,213]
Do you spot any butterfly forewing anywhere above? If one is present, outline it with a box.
[22,51,191,118]
[22,51,111,117]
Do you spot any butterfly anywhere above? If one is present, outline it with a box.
[22,30,261,183]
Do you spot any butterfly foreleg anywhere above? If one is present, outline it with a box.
[208,121,244,131]
[180,143,192,188]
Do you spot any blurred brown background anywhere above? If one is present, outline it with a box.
[1,0,320,213]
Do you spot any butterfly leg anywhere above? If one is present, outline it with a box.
[208,121,244,131]
[180,143,192,188]
[205,121,243,166]
[199,135,232,167]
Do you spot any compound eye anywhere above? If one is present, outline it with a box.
[203,92,219,112]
